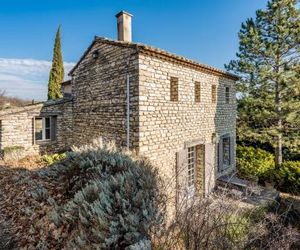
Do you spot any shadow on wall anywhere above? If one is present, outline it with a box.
[213,77,236,185]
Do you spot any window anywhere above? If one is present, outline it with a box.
[218,135,233,172]
[225,86,230,104]
[45,117,51,139]
[212,85,217,103]
[35,118,43,141]
[187,147,196,188]
[170,77,178,101]
[34,117,56,142]
[222,137,231,166]
[195,81,201,103]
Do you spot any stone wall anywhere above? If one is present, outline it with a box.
[0,99,73,158]
[137,52,236,213]
[71,41,139,149]
[0,39,236,215]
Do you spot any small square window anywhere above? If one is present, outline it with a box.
[170,77,178,102]
[194,82,201,103]
[212,85,217,103]
[225,87,230,104]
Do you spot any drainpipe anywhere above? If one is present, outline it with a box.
[126,74,130,150]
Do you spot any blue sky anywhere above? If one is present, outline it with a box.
[0,0,268,100]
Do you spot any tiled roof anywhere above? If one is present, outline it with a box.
[0,98,72,117]
[69,37,239,80]
[61,80,71,86]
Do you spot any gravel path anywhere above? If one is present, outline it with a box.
[0,191,16,250]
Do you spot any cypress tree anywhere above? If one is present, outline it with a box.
[48,26,64,100]
[226,0,300,166]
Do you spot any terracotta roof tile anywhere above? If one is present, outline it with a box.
[69,37,239,80]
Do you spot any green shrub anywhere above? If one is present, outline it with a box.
[2,145,25,161]
[236,146,275,181]
[3,145,24,154]
[274,161,300,194]
[224,214,250,242]
[41,153,66,165]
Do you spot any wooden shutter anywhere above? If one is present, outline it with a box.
[176,149,188,208]
[50,116,57,141]
[204,143,215,194]
[195,145,205,197]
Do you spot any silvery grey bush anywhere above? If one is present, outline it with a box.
[48,140,164,249]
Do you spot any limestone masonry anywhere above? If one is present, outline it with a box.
[0,11,237,208]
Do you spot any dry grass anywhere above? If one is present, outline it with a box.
[0,155,47,170]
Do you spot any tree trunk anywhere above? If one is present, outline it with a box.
[275,76,283,168]
[275,133,282,168]
[274,52,283,168]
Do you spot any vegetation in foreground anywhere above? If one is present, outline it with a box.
[0,141,299,249]
[0,141,162,249]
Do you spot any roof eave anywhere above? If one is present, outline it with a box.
[68,36,239,81]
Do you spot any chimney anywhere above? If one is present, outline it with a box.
[116,11,132,42]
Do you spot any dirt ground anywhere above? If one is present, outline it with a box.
[0,156,47,249]
[0,190,16,249]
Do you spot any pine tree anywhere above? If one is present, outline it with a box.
[48,26,64,100]
[226,0,300,166]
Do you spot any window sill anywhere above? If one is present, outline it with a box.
[35,140,56,145]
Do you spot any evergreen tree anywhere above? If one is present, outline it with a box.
[48,26,64,100]
[226,0,300,166]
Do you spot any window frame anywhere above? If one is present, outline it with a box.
[225,86,230,104]
[34,116,55,143]
[194,81,201,103]
[212,85,217,103]
[218,134,232,172]
[222,137,231,167]
[187,146,196,196]
[170,77,179,102]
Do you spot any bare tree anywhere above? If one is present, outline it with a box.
[0,89,30,109]
[151,180,300,250]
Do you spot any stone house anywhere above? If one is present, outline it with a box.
[0,11,237,206]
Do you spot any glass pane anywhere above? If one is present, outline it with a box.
[45,128,51,140]
[45,117,50,128]
[35,118,43,141]
[223,137,230,165]
[187,147,196,188]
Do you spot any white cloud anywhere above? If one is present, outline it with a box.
[0,58,75,101]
